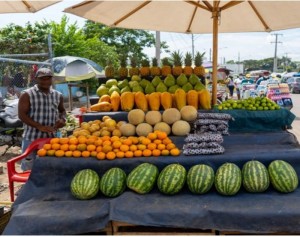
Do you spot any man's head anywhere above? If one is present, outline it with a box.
[35,68,53,90]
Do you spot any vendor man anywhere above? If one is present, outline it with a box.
[18,68,66,171]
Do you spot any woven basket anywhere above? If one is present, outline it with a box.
[0,211,11,234]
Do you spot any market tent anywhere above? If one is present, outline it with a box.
[64,1,300,104]
[0,1,60,13]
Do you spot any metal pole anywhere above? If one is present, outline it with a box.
[0,53,48,57]
[0,57,51,66]
[273,34,278,72]
[192,34,195,60]
[155,31,161,65]
[212,4,219,105]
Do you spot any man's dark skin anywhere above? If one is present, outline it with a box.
[18,76,66,133]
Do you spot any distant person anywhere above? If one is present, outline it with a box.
[12,69,26,88]
[256,72,270,86]
[234,75,243,100]
[5,86,20,100]
[226,75,235,98]
[18,68,66,171]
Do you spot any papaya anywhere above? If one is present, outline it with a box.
[174,88,186,111]
[90,102,112,112]
[98,94,110,103]
[110,91,120,111]
[148,92,160,111]
[121,92,135,111]
[172,94,177,108]
[186,90,198,110]
[135,92,148,112]
[160,92,172,110]
[198,89,211,110]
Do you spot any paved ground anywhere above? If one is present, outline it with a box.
[0,95,299,203]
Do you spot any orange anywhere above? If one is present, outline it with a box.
[110,136,120,142]
[157,144,166,150]
[37,148,47,157]
[156,131,167,140]
[141,138,151,146]
[47,149,56,156]
[170,148,180,156]
[147,132,157,141]
[125,151,134,158]
[113,140,122,149]
[166,143,176,150]
[162,138,172,145]
[69,144,77,151]
[138,136,146,143]
[78,136,87,144]
[142,149,152,157]
[96,146,103,152]
[129,144,137,152]
[153,139,162,145]
[87,144,96,152]
[152,149,161,157]
[116,151,125,159]
[134,150,142,157]
[161,150,170,156]
[69,137,78,145]
[43,143,52,150]
[51,143,61,150]
[94,139,103,146]
[77,144,87,151]
[101,135,111,141]
[122,139,132,146]
[113,148,120,153]
[82,151,91,158]
[103,140,112,146]
[120,144,129,152]
[147,143,157,151]
[65,151,73,157]
[50,138,60,144]
[90,151,97,157]
[60,144,69,151]
[59,138,69,144]
[86,138,96,145]
[102,145,113,153]
[72,150,82,158]
[137,144,146,151]
[129,136,139,145]
[55,150,65,157]
[106,151,116,160]
[96,152,106,160]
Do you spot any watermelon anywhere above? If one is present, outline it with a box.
[187,164,214,194]
[127,163,159,194]
[100,167,127,197]
[157,164,186,195]
[242,160,270,193]
[215,163,242,196]
[268,160,298,193]
[71,169,100,200]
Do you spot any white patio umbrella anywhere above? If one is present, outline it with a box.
[0,1,60,13]
[65,0,300,105]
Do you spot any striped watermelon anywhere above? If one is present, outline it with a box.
[157,164,186,195]
[187,164,214,194]
[215,163,242,196]
[127,163,159,194]
[71,169,100,200]
[100,167,127,197]
[268,160,298,193]
[242,160,269,193]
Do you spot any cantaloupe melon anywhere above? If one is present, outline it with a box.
[153,122,171,135]
[172,120,191,136]
[162,108,181,125]
[180,105,197,122]
[145,111,162,125]
[128,109,145,125]
[136,123,153,137]
[120,124,136,136]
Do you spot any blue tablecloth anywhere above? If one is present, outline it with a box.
[4,131,300,235]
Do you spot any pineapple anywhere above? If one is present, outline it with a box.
[194,52,206,77]
[140,58,150,77]
[161,57,172,77]
[118,55,128,78]
[171,50,183,76]
[129,56,140,77]
[183,52,193,76]
[150,57,161,77]
[105,60,114,78]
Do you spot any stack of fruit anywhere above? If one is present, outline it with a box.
[70,159,298,200]
[58,113,80,138]
[217,97,281,111]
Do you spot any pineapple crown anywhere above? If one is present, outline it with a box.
[162,57,171,67]
[130,56,138,67]
[171,50,183,67]
[141,58,150,67]
[152,57,158,67]
[194,51,205,67]
[119,55,127,67]
[184,52,192,66]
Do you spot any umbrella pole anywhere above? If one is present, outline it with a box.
[212,4,219,106]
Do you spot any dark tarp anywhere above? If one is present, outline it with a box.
[82,109,296,132]
[4,131,300,235]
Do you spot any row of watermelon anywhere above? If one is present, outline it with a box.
[70,160,299,200]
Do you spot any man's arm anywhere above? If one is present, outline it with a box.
[18,92,55,133]
[54,95,66,129]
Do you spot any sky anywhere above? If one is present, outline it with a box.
[1,0,300,63]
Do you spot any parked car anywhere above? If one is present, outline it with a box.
[287,75,300,93]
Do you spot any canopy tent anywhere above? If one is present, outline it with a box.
[0,1,60,13]
[65,0,300,105]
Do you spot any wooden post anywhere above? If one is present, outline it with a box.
[212,2,220,105]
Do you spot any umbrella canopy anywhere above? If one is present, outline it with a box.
[0,1,60,13]
[65,0,300,104]
[44,56,104,82]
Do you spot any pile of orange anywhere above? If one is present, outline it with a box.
[37,130,181,160]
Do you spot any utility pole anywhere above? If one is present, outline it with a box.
[155,31,161,65]
[238,52,240,74]
[209,48,212,62]
[191,34,195,60]
[271,33,282,72]
[285,52,289,71]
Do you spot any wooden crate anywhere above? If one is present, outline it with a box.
[112,221,216,235]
